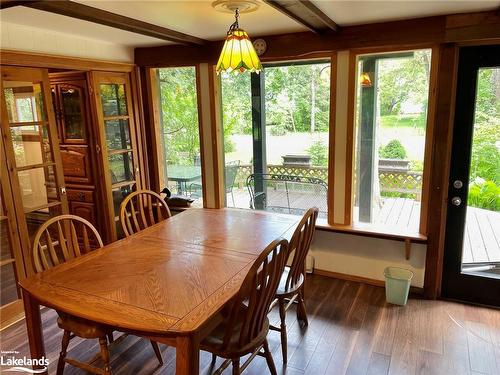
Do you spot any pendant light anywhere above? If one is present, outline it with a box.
[216,8,262,74]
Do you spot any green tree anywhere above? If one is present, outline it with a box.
[159,67,200,165]
[307,140,328,166]
[377,50,431,117]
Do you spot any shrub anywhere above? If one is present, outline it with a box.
[467,178,500,211]
[307,140,328,166]
[409,160,424,171]
[470,123,500,184]
[379,139,407,159]
[269,123,287,136]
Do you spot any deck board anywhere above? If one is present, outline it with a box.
[467,210,490,262]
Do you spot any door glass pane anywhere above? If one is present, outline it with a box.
[3,82,44,123]
[61,86,85,139]
[461,67,500,276]
[109,152,134,183]
[100,84,127,116]
[10,124,52,167]
[353,49,432,233]
[18,165,58,212]
[1,263,20,305]
[105,119,131,150]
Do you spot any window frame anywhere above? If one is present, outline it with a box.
[146,65,206,205]
[345,45,439,237]
[220,56,336,218]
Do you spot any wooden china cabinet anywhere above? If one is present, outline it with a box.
[49,72,102,234]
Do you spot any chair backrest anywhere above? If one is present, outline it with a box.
[285,207,319,291]
[224,160,240,192]
[222,237,288,349]
[120,190,172,237]
[32,214,103,273]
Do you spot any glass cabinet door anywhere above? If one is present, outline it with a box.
[0,130,26,327]
[92,72,140,240]
[60,83,87,142]
[0,66,69,276]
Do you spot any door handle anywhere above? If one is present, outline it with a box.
[451,196,462,206]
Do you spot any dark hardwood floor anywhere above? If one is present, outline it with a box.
[1,275,499,374]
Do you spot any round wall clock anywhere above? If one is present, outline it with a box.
[253,39,267,56]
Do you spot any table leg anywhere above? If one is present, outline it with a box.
[177,181,184,195]
[176,335,199,375]
[22,289,47,374]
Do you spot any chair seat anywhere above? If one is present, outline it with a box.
[276,266,304,297]
[57,312,111,339]
[200,311,270,357]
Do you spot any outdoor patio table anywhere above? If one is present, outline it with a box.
[167,165,202,195]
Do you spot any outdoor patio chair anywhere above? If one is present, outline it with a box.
[246,173,328,216]
[189,160,241,206]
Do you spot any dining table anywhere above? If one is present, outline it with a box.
[19,208,300,374]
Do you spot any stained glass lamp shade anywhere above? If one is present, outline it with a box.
[216,10,262,74]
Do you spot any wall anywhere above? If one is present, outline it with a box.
[311,231,426,287]
[0,22,134,62]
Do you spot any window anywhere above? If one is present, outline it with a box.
[353,49,432,233]
[156,67,202,206]
[222,60,331,217]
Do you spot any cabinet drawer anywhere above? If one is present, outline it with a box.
[66,189,93,203]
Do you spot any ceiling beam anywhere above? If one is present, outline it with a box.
[20,0,208,45]
[263,0,339,33]
[0,0,35,9]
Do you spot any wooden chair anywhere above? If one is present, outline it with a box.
[201,237,289,375]
[32,214,163,374]
[119,190,172,237]
[270,207,319,362]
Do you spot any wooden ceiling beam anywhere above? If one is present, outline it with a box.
[263,0,339,33]
[21,0,208,45]
[0,0,35,9]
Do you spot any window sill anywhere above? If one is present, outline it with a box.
[315,219,427,260]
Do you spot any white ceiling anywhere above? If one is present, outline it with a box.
[1,0,499,47]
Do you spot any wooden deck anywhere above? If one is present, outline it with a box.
[229,190,500,264]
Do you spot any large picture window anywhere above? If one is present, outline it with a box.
[353,49,432,233]
[156,67,202,206]
[222,60,331,217]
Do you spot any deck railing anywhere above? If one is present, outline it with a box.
[234,164,422,198]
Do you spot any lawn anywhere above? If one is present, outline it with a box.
[379,114,426,129]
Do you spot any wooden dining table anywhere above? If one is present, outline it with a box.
[19,208,300,374]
